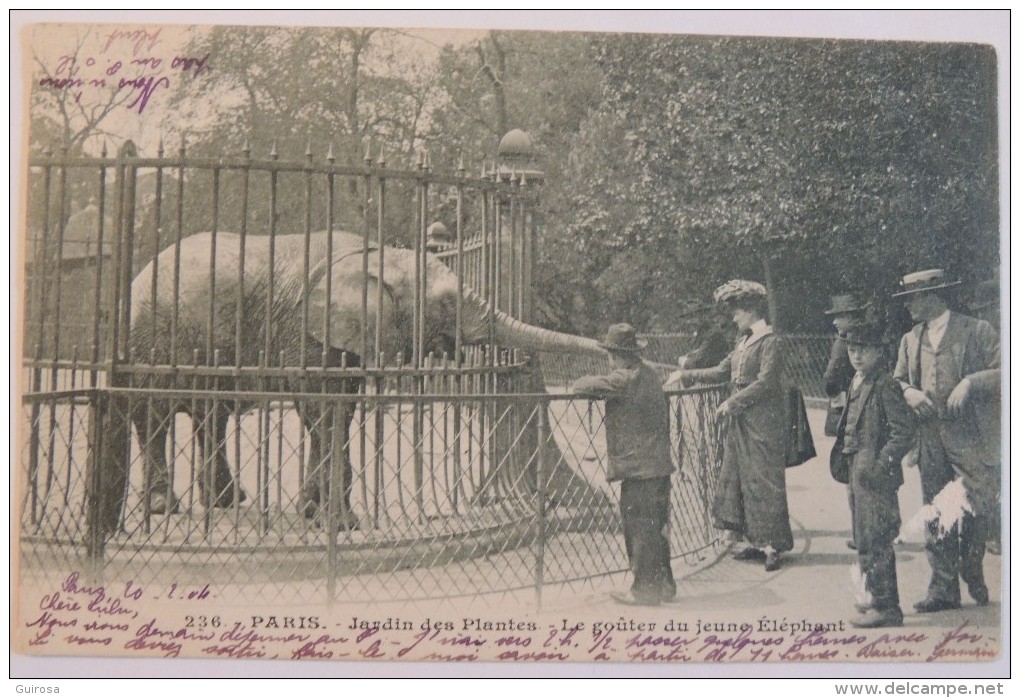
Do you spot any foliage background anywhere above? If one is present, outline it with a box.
[27,23,1001,336]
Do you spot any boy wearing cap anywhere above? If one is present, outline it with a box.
[573,323,676,606]
[892,269,1000,613]
[832,321,916,628]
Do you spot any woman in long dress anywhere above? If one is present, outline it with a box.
[669,280,793,571]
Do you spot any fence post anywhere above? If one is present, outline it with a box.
[534,401,548,610]
[84,390,108,585]
[326,401,341,607]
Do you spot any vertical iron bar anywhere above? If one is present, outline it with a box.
[360,143,372,362]
[42,149,68,518]
[85,391,107,584]
[414,167,428,521]
[233,401,242,546]
[236,142,251,371]
[440,353,452,513]
[119,146,137,363]
[395,356,406,516]
[493,178,502,319]
[109,146,125,368]
[186,350,200,541]
[301,144,312,371]
[534,402,548,610]
[207,168,220,366]
[326,402,340,606]
[412,168,421,369]
[91,156,108,383]
[453,178,464,511]
[201,355,214,538]
[373,372,383,528]
[454,165,465,361]
[526,190,534,322]
[373,159,386,527]
[142,383,154,534]
[418,169,428,367]
[28,156,54,526]
[258,350,269,536]
[482,177,493,348]
[149,142,164,365]
[517,181,526,324]
[374,171,386,367]
[32,152,53,373]
[508,173,517,319]
[276,352,286,528]
[170,138,185,369]
[265,143,279,363]
[517,192,526,323]
[64,348,78,510]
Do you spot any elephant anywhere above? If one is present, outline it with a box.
[113,230,605,532]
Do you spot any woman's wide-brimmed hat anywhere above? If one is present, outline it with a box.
[892,268,961,298]
[824,293,869,316]
[841,319,886,347]
[713,279,767,305]
[598,323,647,353]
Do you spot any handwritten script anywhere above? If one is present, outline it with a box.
[17,572,1001,664]
[36,27,209,115]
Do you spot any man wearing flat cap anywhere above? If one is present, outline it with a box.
[893,269,1000,613]
[573,323,676,606]
[822,293,871,551]
[823,294,870,403]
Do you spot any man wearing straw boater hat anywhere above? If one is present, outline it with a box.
[892,268,1000,613]
[573,323,676,606]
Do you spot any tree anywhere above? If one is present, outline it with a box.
[554,34,998,333]
[28,24,137,156]
[426,31,603,328]
[164,26,442,245]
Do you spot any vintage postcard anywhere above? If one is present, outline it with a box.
[12,11,1008,678]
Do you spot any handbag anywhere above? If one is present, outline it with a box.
[784,385,817,467]
[824,391,847,437]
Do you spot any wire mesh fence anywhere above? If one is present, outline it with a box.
[542,333,833,400]
[19,144,828,610]
[17,381,726,606]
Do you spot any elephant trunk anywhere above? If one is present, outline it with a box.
[459,286,603,356]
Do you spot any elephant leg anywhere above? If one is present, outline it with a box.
[132,402,178,515]
[298,402,326,520]
[298,400,357,530]
[194,406,246,508]
[333,402,357,529]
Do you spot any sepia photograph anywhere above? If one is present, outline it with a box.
[10,10,1008,681]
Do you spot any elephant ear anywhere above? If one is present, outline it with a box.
[307,251,374,354]
[306,247,415,360]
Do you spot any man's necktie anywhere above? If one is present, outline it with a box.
[916,322,928,387]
